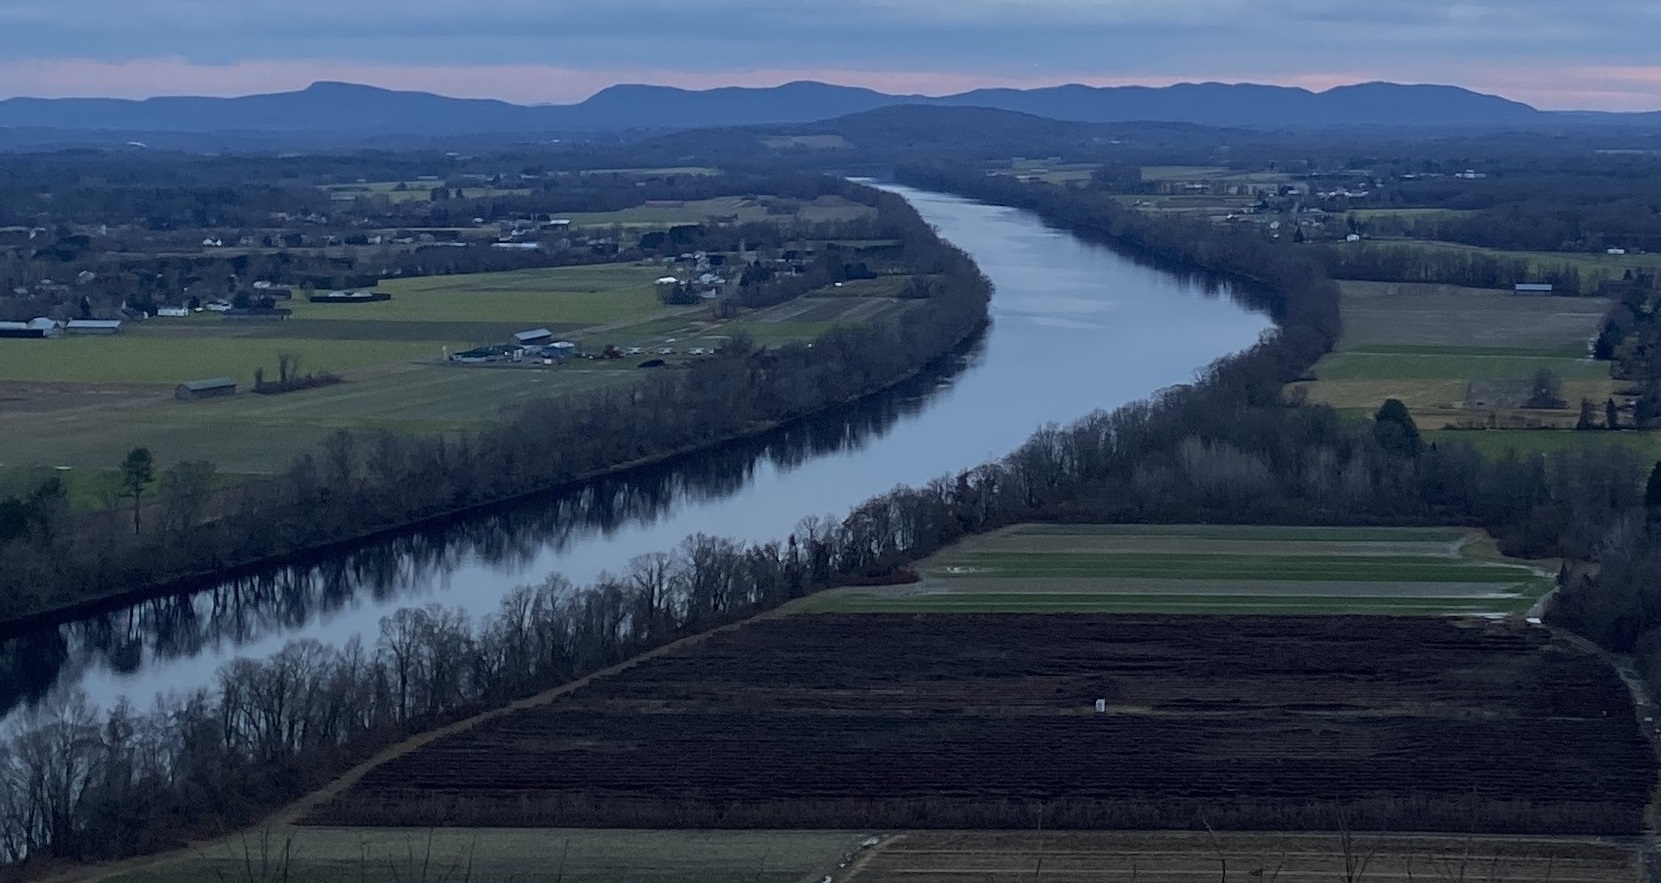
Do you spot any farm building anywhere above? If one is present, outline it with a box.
[309,290,390,304]
[155,306,191,318]
[1514,283,1554,294]
[65,319,122,335]
[175,377,237,401]
[0,318,57,339]
[514,328,554,346]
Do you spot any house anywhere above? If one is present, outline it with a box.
[175,377,236,401]
[514,328,554,346]
[65,319,122,335]
[1608,248,1628,255]
[1514,283,1554,294]
[155,306,191,318]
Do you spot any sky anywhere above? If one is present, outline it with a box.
[0,0,1658,110]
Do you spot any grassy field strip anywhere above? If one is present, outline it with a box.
[1013,524,1467,541]
[809,524,1552,616]
[960,536,1462,557]
[101,827,867,883]
[928,551,1537,583]
[803,593,1534,615]
[1316,351,1608,381]
[908,577,1529,598]
[848,830,1638,883]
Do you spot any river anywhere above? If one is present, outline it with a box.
[0,184,1272,725]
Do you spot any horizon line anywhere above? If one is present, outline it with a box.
[0,59,1657,112]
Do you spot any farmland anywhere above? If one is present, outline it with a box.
[548,194,875,228]
[1288,281,1622,435]
[1366,239,1661,287]
[103,828,867,883]
[805,524,1551,615]
[0,262,905,473]
[305,613,1653,834]
[847,831,1639,883]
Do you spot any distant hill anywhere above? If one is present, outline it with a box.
[0,79,1653,136]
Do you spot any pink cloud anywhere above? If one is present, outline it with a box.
[0,57,1657,112]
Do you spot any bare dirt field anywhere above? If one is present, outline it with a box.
[846,831,1640,883]
[304,614,1653,835]
[1335,281,1608,351]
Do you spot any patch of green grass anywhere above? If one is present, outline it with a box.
[0,337,446,386]
[579,166,722,176]
[1361,241,1661,293]
[1352,343,1592,359]
[1015,524,1467,543]
[1427,428,1661,460]
[1350,208,1477,220]
[370,265,670,325]
[802,592,1531,615]
[932,551,1531,583]
[1315,351,1607,382]
[106,827,864,883]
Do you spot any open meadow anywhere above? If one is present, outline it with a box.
[1287,281,1624,439]
[302,612,1653,834]
[846,831,1640,883]
[1362,239,1661,291]
[0,262,923,476]
[805,523,1551,615]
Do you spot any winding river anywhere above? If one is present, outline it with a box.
[0,185,1273,726]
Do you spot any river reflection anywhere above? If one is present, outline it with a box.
[0,185,1273,723]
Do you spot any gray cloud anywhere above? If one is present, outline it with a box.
[0,0,1657,92]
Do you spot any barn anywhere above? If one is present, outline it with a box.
[514,328,554,346]
[65,319,123,335]
[175,377,237,401]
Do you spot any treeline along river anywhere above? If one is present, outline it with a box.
[0,185,1271,726]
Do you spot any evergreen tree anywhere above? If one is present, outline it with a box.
[1372,398,1421,457]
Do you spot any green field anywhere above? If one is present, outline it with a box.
[801,524,1551,616]
[1138,165,1293,184]
[372,264,669,325]
[551,195,874,229]
[323,181,533,203]
[1427,428,1661,460]
[1315,349,1608,381]
[1350,208,1477,221]
[1290,281,1621,426]
[1363,240,1661,292]
[0,335,446,386]
[104,827,868,883]
[0,261,899,473]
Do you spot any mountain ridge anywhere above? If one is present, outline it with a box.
[0,79,1653,135]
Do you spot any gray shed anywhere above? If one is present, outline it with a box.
[175,377,237,401]
[66,319,122,335]
[514,328,554,345]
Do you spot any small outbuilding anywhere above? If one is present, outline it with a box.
[1514,283,1554,294]
[175,377,237,401]
[65,319,122,335]
[514,328,554,346]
